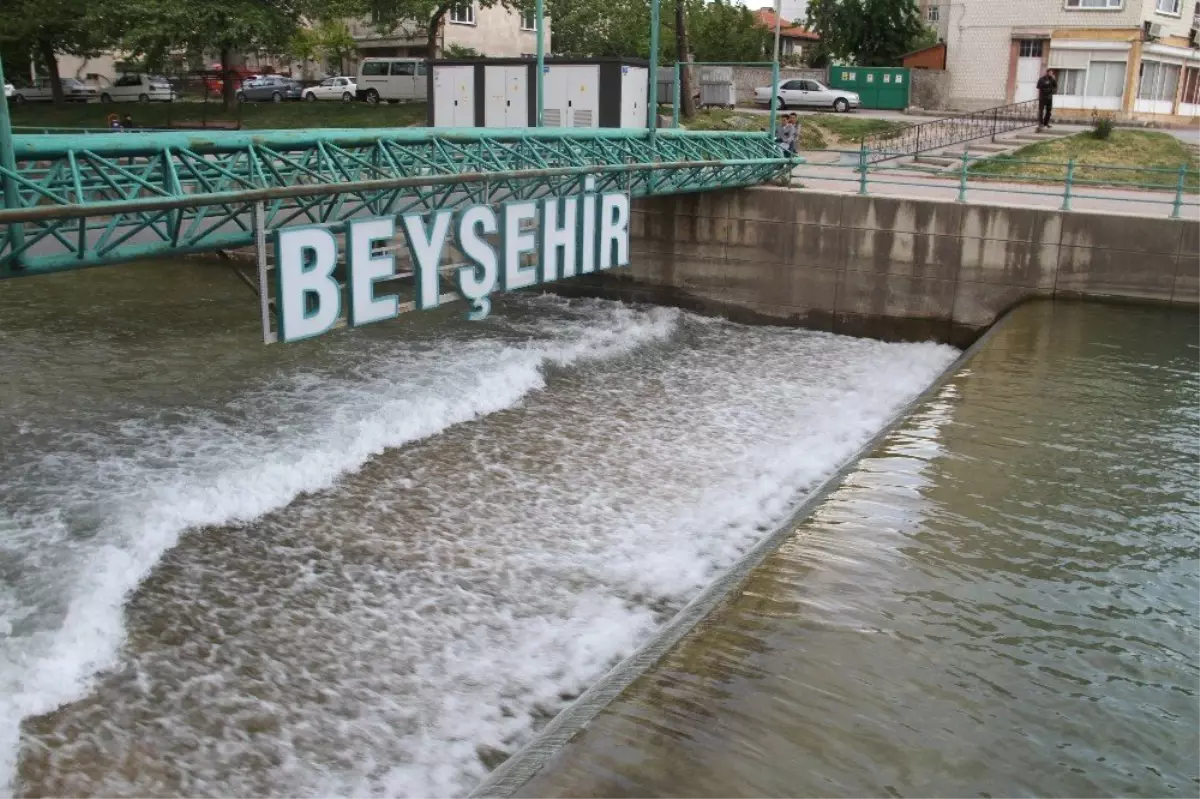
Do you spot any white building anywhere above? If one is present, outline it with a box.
[938,0,1199,120]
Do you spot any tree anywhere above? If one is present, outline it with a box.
[689,0,770,63]
[120,0,305,108]
[0,0,117,103]
[804,0,924,66]
[358,0,525,61]
[546,0,648,58]
[443,43,481,58]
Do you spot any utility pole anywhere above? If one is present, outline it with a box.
[675,0,696,119]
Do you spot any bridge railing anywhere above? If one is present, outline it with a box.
[859,100,1040,164]
[0,127,792,276]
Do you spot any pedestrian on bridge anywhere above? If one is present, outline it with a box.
[1037,69,1058,128]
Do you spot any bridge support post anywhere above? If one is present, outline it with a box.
[536,0,545,127]
[0,59,25,271]
[858,143,869,196]
[1061,157,1075,212]
[1171,162,1186,219]
[957,150,969,203]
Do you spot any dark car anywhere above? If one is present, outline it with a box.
[237,76,302,103]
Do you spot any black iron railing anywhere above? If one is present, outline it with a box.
[859,99,1040,164]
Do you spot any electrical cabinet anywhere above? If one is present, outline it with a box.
[432,65,475,127]
[428,58,649,129]
[483,66,528,128]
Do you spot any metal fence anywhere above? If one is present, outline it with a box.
[859,99,1039,164]
[792,149,1200,219]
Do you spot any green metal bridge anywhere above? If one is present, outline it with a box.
[0,126,789,277]
[0,0,798,279]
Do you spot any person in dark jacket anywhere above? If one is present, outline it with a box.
[1037,69,1058,128]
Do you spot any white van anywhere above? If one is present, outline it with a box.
[100,74,176,103]
[356,58,429,104]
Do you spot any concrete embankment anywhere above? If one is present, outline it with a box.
[553,187,1199,346]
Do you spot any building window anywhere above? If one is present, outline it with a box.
[1182,66,1200,105]
[1018,39,1044,57]
[1085,61,1127,97]
[1138,59,1181,101]
[1155,0,1181,12]
[449,2,475,24]
[521,9,537,30]
[1065,0,1122,8]
[927,5,940,22]
[1057,68,1086,94]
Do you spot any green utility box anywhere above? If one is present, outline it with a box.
[827,66,910,110]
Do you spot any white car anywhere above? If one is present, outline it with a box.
[100,74,175,103]
[304,76,357,102]
[9,78,98,103]
[754,79,860,112]
[4,83,12,99]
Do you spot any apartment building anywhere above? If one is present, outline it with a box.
[941,0,1199,120]
[350,2,549,60]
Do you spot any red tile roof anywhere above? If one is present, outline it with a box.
[754,8,820,41]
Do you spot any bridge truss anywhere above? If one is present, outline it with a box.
[0,127,789,277]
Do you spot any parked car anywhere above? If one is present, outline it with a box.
[100,74,175,103]
[304,76,357,102]
[9,78,98,103]
[4,82,12,99]
[753,79,860,112]
[237,76,302,103]
[356,58,428,103]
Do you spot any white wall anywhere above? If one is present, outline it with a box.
[444,4,550,57]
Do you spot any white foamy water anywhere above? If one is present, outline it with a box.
[0,264,957,797]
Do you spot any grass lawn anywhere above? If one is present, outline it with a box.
[8,100,429,131]
[682,108,906,151]
[969,130,1199,193]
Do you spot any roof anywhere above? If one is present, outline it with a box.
[753,9,820,41]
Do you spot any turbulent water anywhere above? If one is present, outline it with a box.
[0,259,957,797]
[516,301,1200,799]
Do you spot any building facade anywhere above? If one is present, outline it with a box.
[351,2,549,61]
[942,0,1200,120]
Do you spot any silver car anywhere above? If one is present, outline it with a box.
[236,76,302,103]
[753,79,861,112]
[10,78,98,103]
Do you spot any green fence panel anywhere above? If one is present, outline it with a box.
[828,66,910,110]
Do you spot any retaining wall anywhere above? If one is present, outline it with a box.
[552,187,1199,347]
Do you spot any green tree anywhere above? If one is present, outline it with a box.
[0,0,117,103]
[545,0,648,57]
[443,43,481,58]
[689,0,770,62]
[805,0,923,66]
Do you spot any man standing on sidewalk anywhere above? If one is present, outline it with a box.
[1037,69,1058,128]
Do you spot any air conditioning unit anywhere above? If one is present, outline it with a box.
[1144,20,1165,40]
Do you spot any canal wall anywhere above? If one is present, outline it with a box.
[552,187,1199,347]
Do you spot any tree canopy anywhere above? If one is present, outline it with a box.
[0,0,119,101]
[547,0,771,63]
[805,0,926,66]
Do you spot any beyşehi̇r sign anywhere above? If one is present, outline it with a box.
[272,178,631,343]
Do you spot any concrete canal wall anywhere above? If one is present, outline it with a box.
[553,187,1199,346]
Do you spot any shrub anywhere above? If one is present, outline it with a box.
[1091,111,1115,141]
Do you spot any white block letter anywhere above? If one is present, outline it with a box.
[455,204,499,321]
[540,196,578,282]
[579,191,597,274]
[501,201,539,291]
[401,210,453,310]
[348,217,398,327]
[598,193,630,270]
[275,226,340,343]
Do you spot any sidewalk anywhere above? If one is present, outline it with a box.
[791,159,1200,219]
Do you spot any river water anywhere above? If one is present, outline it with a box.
[0,259,957,797]
[517,301,1200,799]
